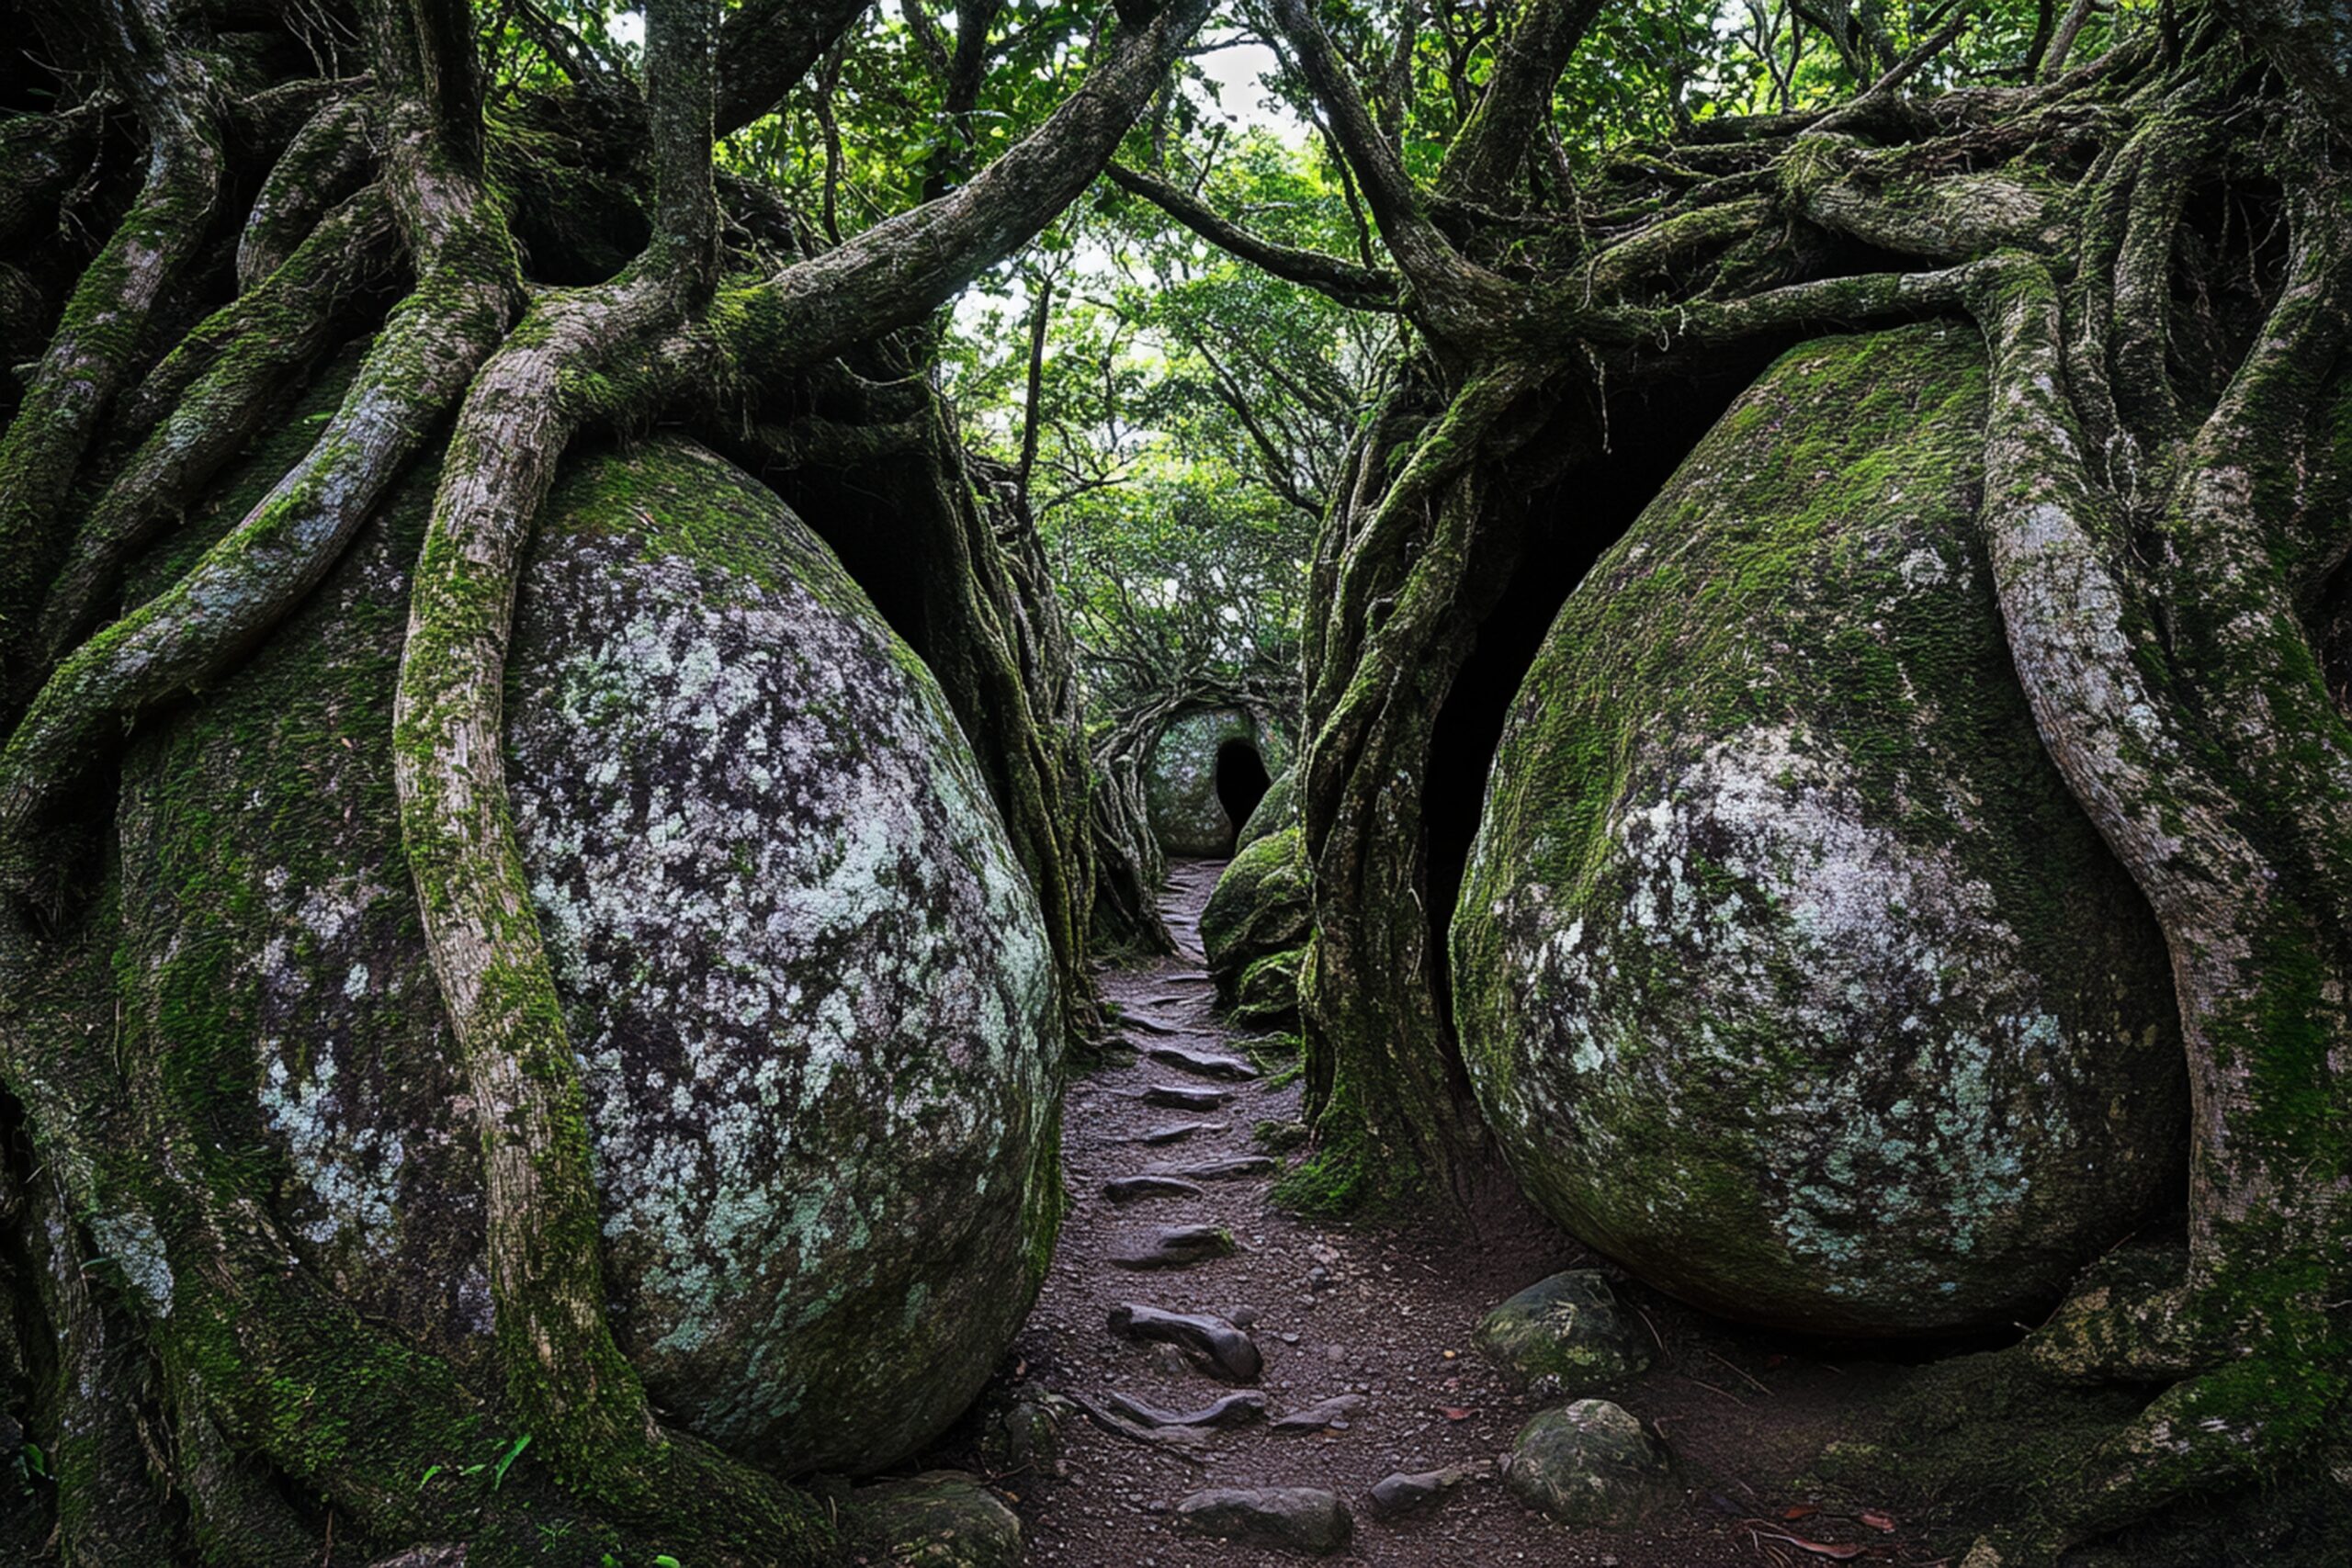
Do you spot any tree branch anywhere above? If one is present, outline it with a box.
[1104,161,1400,309]
[1438,0,1605,203]
[715,0,1215,377]
[714,0,876,135]
[1263,0,1515,343]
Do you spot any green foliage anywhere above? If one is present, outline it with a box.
[942,130,1383,728]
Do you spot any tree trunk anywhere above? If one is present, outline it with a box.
[0,0,1209,1559]
[1264,1,2350,1546]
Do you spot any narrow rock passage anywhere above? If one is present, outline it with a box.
[976,861,1886,1566]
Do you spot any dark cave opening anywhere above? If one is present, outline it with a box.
[724,446,937,660]
[1213,738,1272,850]
[1421,342,1810,1030]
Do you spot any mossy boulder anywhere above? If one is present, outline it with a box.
[116,403,1061,1473]
[1474,1270,1652,1399]
[1232,946,1306,1027]
[1201,824,1311,1002]
[1452,324,2185,1337]
[1235,763,1297,854]
[1145,705,1287,857]
[1503,1400,1675,1527]
[852,1471,1023,1568]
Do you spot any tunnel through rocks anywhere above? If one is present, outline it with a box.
[1146,706,1287,859]
[1212,737,1272,849]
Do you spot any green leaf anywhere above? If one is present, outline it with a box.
[492,1432,531,1490]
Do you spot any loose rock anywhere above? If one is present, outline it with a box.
[1135,1120,1227,1145]
[1140,1082,1227,1111]
[1174,1486,1353,1555]
[1504,1400,1675,1528]
[1109,1224,1235,1269]
[1145,1043,1260,1080]
[1475,1270,1653,1398]
[1148,1155,1277,1182]
[1272,1393,1366,1432]
[854,1470,1023,1568]
[1366,1468,1468,1518]
[1103,1174,1209,1204]
[1107,1303,1262,1382]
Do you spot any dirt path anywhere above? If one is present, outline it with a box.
[938,860,1935,1567]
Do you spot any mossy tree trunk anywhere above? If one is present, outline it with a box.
[1098,0,2352,1548]
[0,0,1209,1562]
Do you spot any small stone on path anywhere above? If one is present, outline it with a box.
[1174,1487,1353,1554]
[1134,1120,1226,1145]
[1108,1224,1234,1269]
[1272,1393,1365,1432]
[1103,1174,1208,1203]
[1365,1468,1469,1519]
[1144,1043,1260,1080]
[1148,1154,1276,1181]
[1140,1082,1227,1111]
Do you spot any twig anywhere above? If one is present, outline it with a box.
[1705,1347,1772,1394]
[1679,1373,1751,1407]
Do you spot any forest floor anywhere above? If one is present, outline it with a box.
[920,859,1976,1568]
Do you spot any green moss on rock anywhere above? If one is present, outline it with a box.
[1234,764,1297,854]
[1503,1400,1675,1527]
[1201,825,1310,1002]
[114,379,1061,1475]
[1473,1269,1653,1399]
[1452,324,2185,1336]
[1231,946,1305,1028]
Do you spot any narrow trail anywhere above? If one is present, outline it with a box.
[970,861,1910,1567]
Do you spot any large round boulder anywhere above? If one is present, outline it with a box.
[1201,824,1309,1004]
[1146,705,1286,857]
[1451,324,2184,1336]
[115,396,1060,1472]
[1234,763,1297,855]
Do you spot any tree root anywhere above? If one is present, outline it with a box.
[0,1,222,690]
[40,185,403,654]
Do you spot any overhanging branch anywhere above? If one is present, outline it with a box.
[1104,161,1400,310]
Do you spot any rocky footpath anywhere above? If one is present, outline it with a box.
[912,859,1967,1567]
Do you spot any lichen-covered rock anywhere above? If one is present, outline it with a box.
[1235,763,1297,854]
[1146,706,1287,857]
[1504,1400,1675,1527]
[853,1471,1023,1568]
[1202,825,1310,1002]
[1475,1270,1652,1398]
[115,404,1060,1472]
[1453,325,2185,1337]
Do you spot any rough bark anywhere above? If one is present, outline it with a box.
[0,0,1210,1558]
[1249,5,2351,1545]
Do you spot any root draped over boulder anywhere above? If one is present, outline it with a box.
[0,0,1214,1560]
